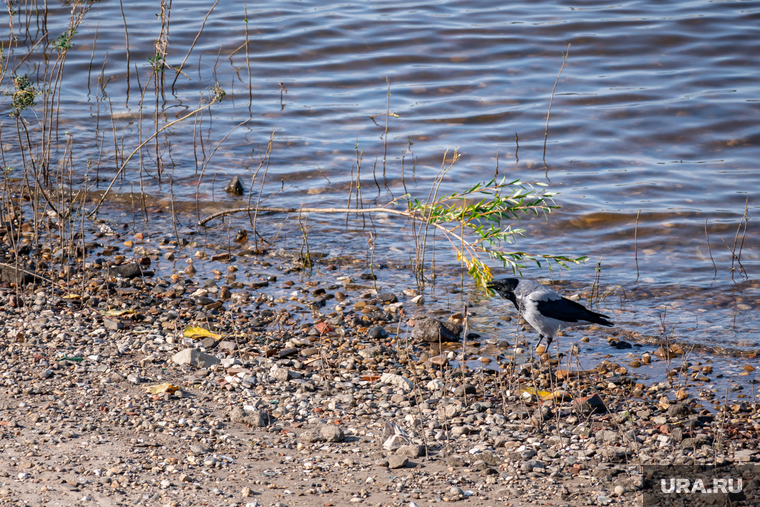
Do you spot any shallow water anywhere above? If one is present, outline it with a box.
[2,1,759,364]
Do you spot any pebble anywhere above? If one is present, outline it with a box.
[172,348,221,368]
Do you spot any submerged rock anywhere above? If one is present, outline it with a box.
[411,317,461,342]
[225,175,244,195]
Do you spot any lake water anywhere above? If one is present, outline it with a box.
[3,1,759,373]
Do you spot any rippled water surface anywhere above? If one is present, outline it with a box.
[2,1,759,361]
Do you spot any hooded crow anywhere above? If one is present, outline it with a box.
[487,277,613,349]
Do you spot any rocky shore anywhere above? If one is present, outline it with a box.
[0,226,758,507]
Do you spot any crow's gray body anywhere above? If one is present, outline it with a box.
[487,277,613,348]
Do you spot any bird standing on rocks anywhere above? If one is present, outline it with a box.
[487,277,613,350]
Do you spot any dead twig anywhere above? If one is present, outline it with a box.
[543,44,570,162]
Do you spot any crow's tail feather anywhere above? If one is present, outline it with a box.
[585,310,614,327]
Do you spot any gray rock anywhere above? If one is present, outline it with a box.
[396,444,424,458]
[454,384,477,396]
[448,486,464,500]
[104,319,123,331]
[270,366,294,382]
[229,407,270,427]
[734,449,758,462]
[599,447,630,463]
[380,372,414,391]
[451,425,471,437]
[218,340,237,351]
[225,176,244,195]
[573,393,607,415]
[521,459,544,472]
[666,403,695,419]
[172,349,220,368]
[298,429,322,443]
[106,263,143,279]
[319,424,345,442]
[480,451,501,466]
[358,346,385,359]
[200,337,217,349]
[378,293,398,303]
[368,326,388,339]
[411,318,461,343]
[387,455,408,469]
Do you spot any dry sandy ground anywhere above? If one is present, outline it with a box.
[0,384,625,507]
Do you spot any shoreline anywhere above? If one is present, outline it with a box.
[0,233,757,507]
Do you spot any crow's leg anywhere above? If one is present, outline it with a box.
[535,334,546,350]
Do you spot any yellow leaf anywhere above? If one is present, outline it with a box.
[62,294,81,300]
[519,386,571,402]
[146,383,179,394]
[183,326,222,341]
[102,309,134,316]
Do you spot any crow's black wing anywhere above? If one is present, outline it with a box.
[536,297,613,326]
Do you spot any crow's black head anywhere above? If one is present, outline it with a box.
[487,277,519,293]
[487,277,520,308]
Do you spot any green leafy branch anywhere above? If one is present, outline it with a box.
[10,74,38,117]
[406,176,588,288]
[53,27,77,52]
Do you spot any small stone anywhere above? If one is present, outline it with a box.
[298,429,322,443]
[454,384,477,396]
[270,366,295,382]
[573,393,607,415]
[666,403,695,419]
[319,424,345,442]
[190,444,209,454]
[229,407,270,427]
[396,444,424,458]
[218,340,237,352]
[378,293,398,303]
[225,176,244,195]
[387,455,408,469]
[104,319,123,331]
[172,349,220,368]
[411,318,460,342]
[380,372,414,391]
[744,365,756,372]
[241,486,252,497]
[368,326,388,339]
[106,263,143,279]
